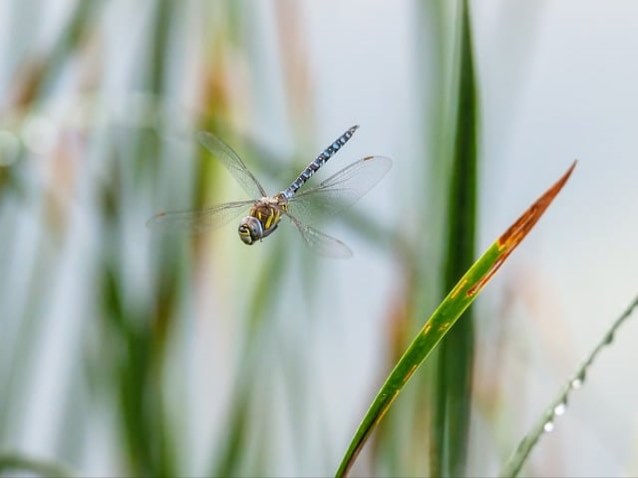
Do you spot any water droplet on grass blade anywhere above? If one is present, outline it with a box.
[553,402,567,416]
[571,371,586,389]
[543,421,554,433]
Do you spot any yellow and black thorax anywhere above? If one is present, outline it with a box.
[238,195,288,245]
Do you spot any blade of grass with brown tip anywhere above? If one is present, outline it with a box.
[334,161,576,478]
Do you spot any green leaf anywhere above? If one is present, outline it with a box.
[432,0,479,475]
[334,162,576,478]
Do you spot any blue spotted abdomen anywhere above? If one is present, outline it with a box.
[282,125,359,198]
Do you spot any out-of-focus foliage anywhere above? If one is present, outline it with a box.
[0,0,637,477]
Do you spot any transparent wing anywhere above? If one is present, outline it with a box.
[197,131,268,198]
[284,212,352,258]
[147,200,254,234]
[286,155,391,225]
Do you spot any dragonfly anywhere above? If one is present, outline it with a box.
[147,125,391,258]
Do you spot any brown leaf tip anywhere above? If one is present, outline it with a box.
[499,160,577,248]
[467,160,577,298]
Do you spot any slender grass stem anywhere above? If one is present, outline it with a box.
[499,294,638,477]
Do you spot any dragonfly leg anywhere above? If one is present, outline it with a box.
[260,223,279,241]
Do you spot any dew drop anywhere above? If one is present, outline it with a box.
[553,402,567,416]
[603,331,614,345]
[571,371,586,389]
[543,421,554,433]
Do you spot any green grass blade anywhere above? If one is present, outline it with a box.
[335,162,576,478]
[499,293,638,478]
[433,0,478,475]
[210,237,289,476]
[0,451,76,477]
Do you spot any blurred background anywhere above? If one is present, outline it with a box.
[1,0,637,476]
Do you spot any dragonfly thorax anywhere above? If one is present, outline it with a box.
[238,196,288,245]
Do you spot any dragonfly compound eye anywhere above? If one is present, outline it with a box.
[238,216,263,245]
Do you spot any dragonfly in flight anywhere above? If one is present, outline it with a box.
[147,125,391,258]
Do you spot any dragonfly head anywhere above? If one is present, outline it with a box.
[238,216,263,245]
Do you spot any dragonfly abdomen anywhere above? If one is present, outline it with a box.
[283,125,359,198]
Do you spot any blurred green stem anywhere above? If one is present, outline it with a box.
[431,0,478,476]
[0,451,75,477]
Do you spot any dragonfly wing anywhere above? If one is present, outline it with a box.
[284,212,352,258]
[197,131,268,198]
[286,155,391,225]
[147,199,253,234]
